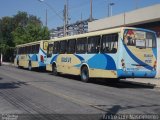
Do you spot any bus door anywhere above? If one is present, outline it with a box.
[122,29,157,77]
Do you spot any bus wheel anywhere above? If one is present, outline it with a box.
[52,64,58,76]
[28,61,32,71]
[81,66,89,82]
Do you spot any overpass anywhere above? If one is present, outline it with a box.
[88,4,160,37]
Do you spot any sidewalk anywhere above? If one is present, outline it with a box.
[1,62,14,66]
[124,78,160,88]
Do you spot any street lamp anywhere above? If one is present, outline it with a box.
[108,2,115,17]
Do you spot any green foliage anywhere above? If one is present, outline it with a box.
[12,11,50,45]
[0,44,14,62]
[0,11,50,62]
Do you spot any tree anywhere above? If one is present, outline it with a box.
[0,11,50,62]
[0,17,15,47]
[12,11,50,45]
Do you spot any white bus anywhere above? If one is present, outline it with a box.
[14,40,48,70]
[45,27,157,82]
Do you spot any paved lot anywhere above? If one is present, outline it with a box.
[0,65,160,120]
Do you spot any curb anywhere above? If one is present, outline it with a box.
[1,62,14,66]
[125,78,160,89]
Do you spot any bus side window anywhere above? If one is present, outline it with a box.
[47,43,53,57]
[53,41,60,54]
[88,36,100,53]
[60,40,67,54]
[19,47,21,54]
[17,48,19,54]
[22,47,24,54]
[35,44,40,54]
[68,39,76,54]
[25,46,28,54]
[76,37,87,54]
[32,45,36,54]
[28,46,31,54]
[101,33,118,53]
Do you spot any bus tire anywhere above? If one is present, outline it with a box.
[28,61,32,71]
[52,64,58,76]
[81,66,90,82]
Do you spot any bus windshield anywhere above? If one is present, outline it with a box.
[124,29,156,48]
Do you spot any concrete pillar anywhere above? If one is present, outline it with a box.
[156,38,160,78]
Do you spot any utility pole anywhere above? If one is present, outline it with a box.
[63,0,69,36]
[90,0,93,22]
[45,9,48,27]
[108,2,115,17]
[135,0,138,9]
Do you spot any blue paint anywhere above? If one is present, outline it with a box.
[38,61,46,67]
[103,54,117,70]
[40,48,47,55]
[74,54,84,61]
[117,69,156,78]
[50,54,58,64]
[152,48,157,58]
[74,54,116,70]
[31,54,38,61]
[87,54,116,70]
[124,45,153,70]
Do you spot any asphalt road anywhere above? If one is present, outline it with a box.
[0,65,160,120]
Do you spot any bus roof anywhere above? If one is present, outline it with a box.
[16,40,49,47]
[49,27,154,42]
[50,27,122,42]
[16,27,155,47]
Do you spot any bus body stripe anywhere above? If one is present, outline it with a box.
[124,45,153,70]
[74,54,116,70]
[152,48,157,58]
[40,48,47,55]
[31,54,38,61]
[50,54,58,64]
[74,54,84,61]
[103,54,116,70]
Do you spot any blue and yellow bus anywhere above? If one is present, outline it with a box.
[45,27,157,82]
[14,40,48,70]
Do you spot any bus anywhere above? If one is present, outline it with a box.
[45,27,157,82]
[14,40,48,70]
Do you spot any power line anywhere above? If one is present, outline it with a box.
[38,0,63,20]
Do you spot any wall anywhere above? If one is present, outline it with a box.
[88,4,160,32]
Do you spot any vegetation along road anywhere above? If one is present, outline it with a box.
[0,65,160,120]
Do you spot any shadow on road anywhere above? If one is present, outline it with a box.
[91,79,155,89]
[0,81,27,89]
[56,74,154,89]
[0,77,3,80]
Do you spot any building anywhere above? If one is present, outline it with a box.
[88,4,160,37]
[50,19,90,39]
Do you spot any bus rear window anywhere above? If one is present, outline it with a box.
[124,29,156,48]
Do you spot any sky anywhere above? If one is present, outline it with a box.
[0,0,160,30]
